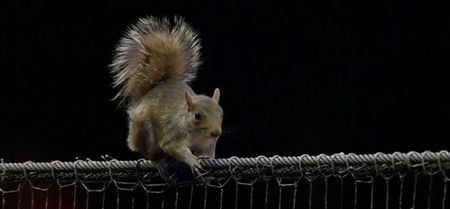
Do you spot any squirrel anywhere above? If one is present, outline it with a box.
[110,16,223,171]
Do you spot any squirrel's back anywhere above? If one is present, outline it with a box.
[110,16,202,104]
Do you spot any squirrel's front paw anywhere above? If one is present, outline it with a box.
[185,156,208,176]
[185,156,202,169]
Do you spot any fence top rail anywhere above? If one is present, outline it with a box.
[1,151,449,181]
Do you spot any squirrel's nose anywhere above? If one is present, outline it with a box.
[210,129,221,138]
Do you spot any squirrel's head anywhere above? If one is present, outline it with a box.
[185,88,223,139]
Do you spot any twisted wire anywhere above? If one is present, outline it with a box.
[0,151,449,182]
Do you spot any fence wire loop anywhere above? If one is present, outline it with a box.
[256,155,270,174]
[107,159,117,181]
[423,151,441,176]
[73,160,83,183]
[0,158,4,177]
[272,155,300,186]
[408,151,425,170]
[317,154,333,179]
[343,152,353,179]
[229,156,258,186]
[135,158,148,181]
[347,153,359,174]
[419,151,430,175]
[229,156,248,179]
[50,160,59,181]
[393,152,411,178]
[228,156,239,178]
[269,155,278,177]
[438,151,449,180]
[51,160,75,188]
[206,176,232,189]
[331,152,349,179]
[256,155,272,183]
[375,152,394,180]
[254,156,266,177]
[296,155,305,177]
[301,154,320,182]
[107,159,118,184]
[348,153,373,183]
[271,155,282,181]
[109,159,138,192]
[0,158,6,184]
[22,161,32,182]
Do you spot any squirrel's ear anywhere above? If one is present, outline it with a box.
[185,91,194,111]
[212,88,220,104]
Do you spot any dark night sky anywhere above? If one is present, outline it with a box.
[1,0,449,162]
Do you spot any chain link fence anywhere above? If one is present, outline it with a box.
[1,151,449,209]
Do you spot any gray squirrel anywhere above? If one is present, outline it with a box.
[110,16,223,171]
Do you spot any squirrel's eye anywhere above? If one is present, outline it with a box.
[194,112,202,120]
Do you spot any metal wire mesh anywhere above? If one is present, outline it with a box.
[1,151,449,209]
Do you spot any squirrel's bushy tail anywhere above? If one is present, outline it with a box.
[110,16,202,104]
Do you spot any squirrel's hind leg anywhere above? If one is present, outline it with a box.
[127,120,143,152]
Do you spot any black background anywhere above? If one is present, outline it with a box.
[1,0,449,162]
